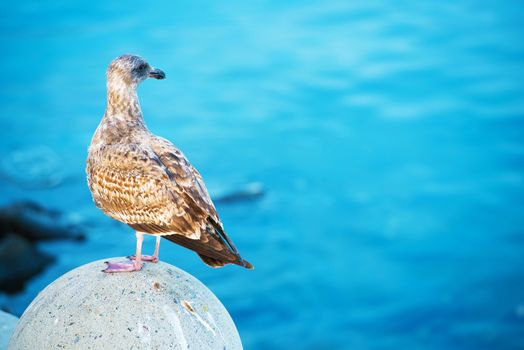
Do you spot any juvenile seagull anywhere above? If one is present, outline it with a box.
[86,54,253,272]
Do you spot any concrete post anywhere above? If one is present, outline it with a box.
[8,258,242,349]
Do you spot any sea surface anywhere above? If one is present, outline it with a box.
[1,1,524,349]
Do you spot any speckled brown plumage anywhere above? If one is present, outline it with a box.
[86,54,252,270]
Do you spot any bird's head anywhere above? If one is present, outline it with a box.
[107,54,165,89]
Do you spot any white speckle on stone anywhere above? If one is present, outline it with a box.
[137,321,151,346]
[182,302,216,337]
[162,305,189,350]
[8,258,243,349]
[207,312,224,341]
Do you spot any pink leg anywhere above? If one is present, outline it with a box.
[128,235,161,263]
[103,232,145,273]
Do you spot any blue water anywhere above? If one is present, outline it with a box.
[1,1,524,348]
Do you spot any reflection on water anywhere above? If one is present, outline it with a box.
[1,1,524,349]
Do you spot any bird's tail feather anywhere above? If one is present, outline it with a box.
[197,254,227,268]
[198,253,253,269]
[162,218,253,269]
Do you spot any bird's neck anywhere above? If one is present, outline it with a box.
[105,84,144,122]
[92,85,148,145]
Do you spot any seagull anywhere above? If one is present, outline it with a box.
[86,54,253,272]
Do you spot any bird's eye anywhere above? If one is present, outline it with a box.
[137,63,147,71]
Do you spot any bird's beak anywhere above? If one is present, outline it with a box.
[148,68,166,80]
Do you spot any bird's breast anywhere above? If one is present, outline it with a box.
[86,144,185,227]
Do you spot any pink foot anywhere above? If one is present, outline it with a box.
[128,255,158,263]
[103,260,143,273]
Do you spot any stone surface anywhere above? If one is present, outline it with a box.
[0,310,18,349]
[8,258,242,350]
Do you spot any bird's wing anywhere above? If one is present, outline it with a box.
[87,142,209,239]
[148,136,252,269]
[148,136,220,223]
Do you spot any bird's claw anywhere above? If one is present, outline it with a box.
[127,255,158,263]
[103,260,143,273]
